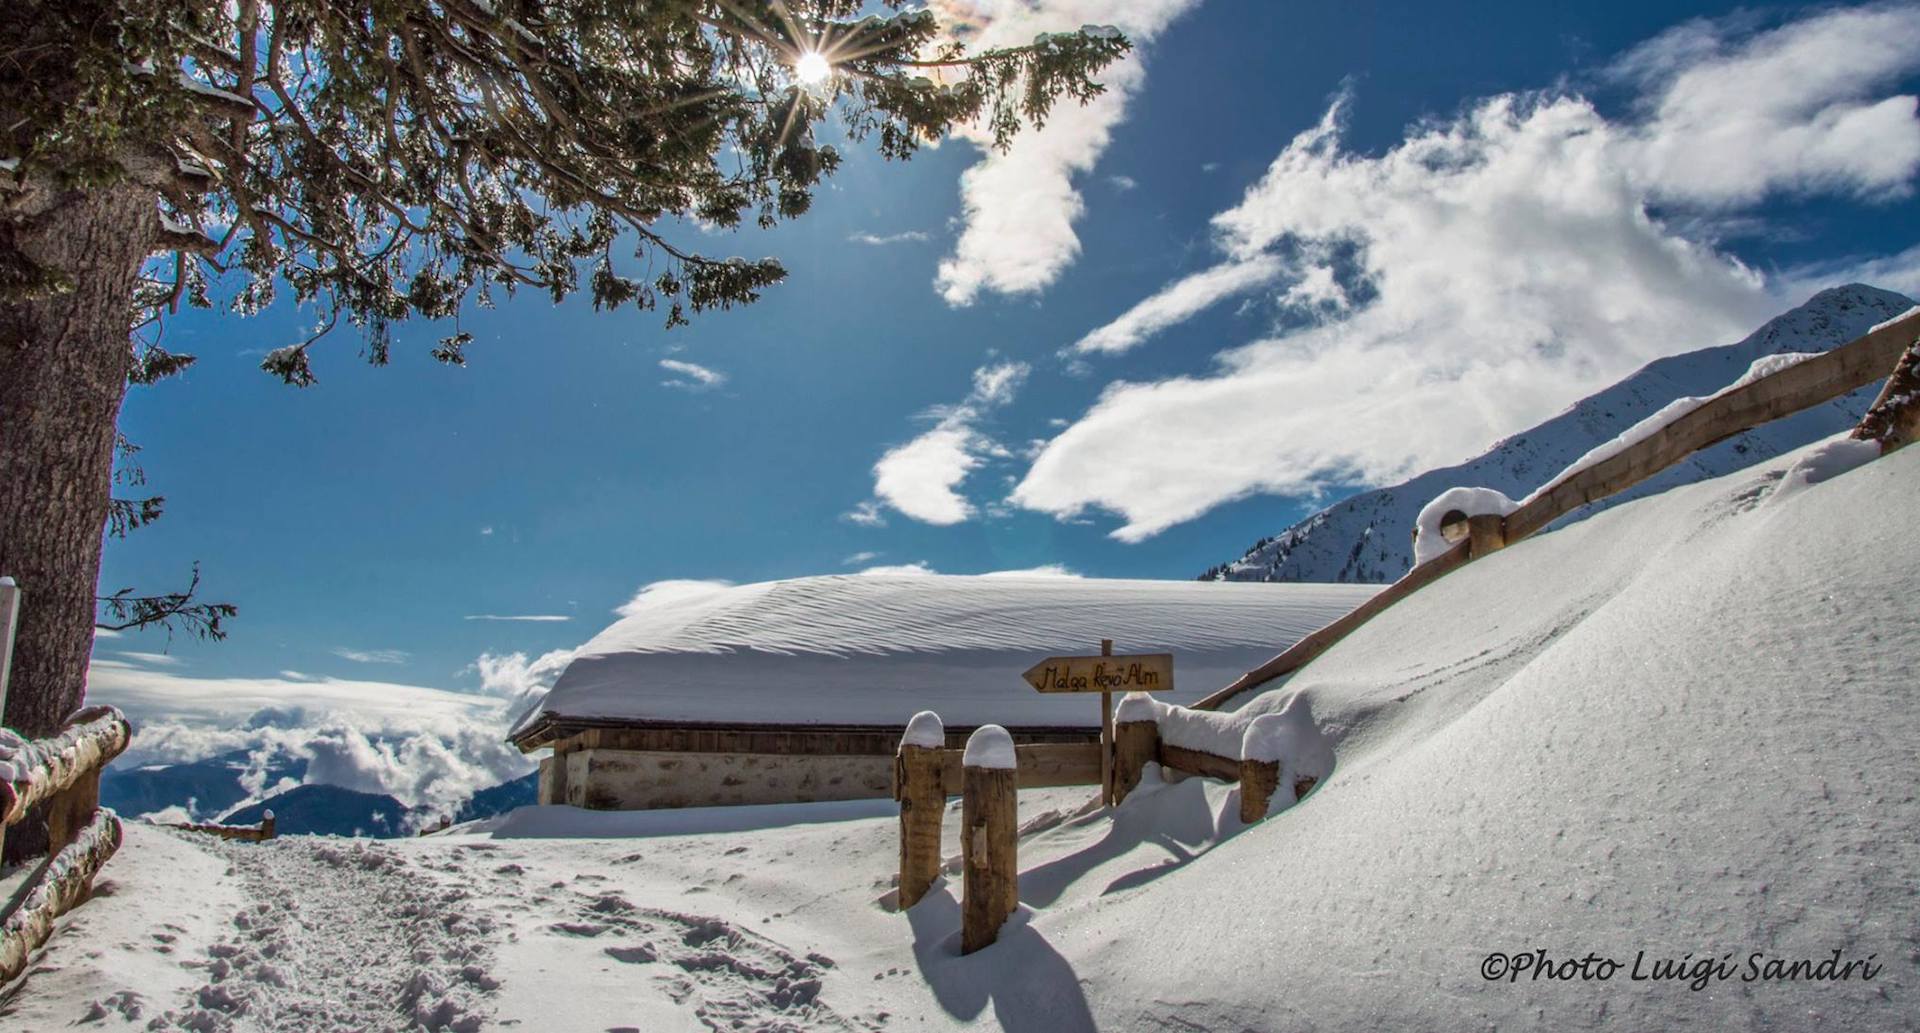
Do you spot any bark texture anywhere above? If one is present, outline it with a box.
[0,182,152,740]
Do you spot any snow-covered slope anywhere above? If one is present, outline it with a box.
[520,574,1378,731]
[1203,283,1915,583]
[14,439,1916,1031]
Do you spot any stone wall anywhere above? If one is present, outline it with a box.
[559,747,896,810]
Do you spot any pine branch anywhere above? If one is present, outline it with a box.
[105,496,165,538]
[96,564,238,642]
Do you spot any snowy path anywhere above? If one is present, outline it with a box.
[4,784,1181,1031]
[177,837,501,1032]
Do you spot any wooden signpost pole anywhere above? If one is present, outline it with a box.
[1098,639,1114,807]
[1021,643,1172,808]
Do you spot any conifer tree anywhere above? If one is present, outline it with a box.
[0,1,1127,747]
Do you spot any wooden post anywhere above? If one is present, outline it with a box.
[895,711,945,910]
[1112,711,1159,806]
[1853,334,1920,452]
[538,752,570,806]
[45,769,101,853]
[1466,513,1506,559]
[1238,757,1281,824]
[1098,639,1114,806]
[961,725,1017,955]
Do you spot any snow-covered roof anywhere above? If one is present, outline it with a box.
[513,574,1378,741]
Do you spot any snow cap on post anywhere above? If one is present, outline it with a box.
[1242,696,1335,780]
[901,710,945,749]
[1114,691,1160,725]
[962,724,1016,769]
[1413,487,1518,565]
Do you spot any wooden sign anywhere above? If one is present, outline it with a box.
[1021,653,1173,694]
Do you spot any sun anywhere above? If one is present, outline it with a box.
[794,51,833,86]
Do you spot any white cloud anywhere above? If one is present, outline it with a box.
[1107,174,1139,192]
[470,648,579,713]
[659,358,727,391]
[1783,239,1920,299]
[980,564,1082,578]
[842,500,888,527]
[873,423,982,525]
[870,361,1030,525]
[1613,3,1920,206]
[85,663,542,819]
[849,230,931,245]
[931,0,1203,305]
[856,561,938,576]
[842,550,882,566]
[613,579,736,618]
[463,614,572,622]
[118,650,182,667]
[331,647,409,665]
[1074,255,1285,354]
[1017,5,1920,541]
[479,526,494,536]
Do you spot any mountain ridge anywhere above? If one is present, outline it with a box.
[1201,283,1917,583]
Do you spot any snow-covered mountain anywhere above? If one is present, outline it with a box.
[1200,283,1916,583]
[101,753,533,836]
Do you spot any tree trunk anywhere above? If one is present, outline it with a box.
[0,184,151,734]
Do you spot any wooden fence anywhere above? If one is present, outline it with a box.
[169,812,276,842]
[0,580,135,986]
[1195,307,1920,711]
[893,706,1304,952]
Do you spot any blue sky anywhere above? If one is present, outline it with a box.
[91,0,1920,800]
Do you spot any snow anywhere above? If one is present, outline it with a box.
[1239,696,1328,775]
[1112,690,1158,724]
[1411,486,1518,565]
[901,710,945,748]
[1765,431,1881,506]
[1527,349,1836,506]
[1870,304,1920,333]
[962,725,1016,769]
[11,439,1920,1030]
[519,574,1377,733]
[0,706,126,786]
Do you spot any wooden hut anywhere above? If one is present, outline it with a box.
[507,573,1374,811]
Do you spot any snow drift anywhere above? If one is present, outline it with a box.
[16,438,1917,1032]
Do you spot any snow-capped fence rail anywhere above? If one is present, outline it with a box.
[1,706,131,833]
[0,704,133,986]
[1197,308,1920,711]
[0,808,122,986]
[168,810,276,842]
